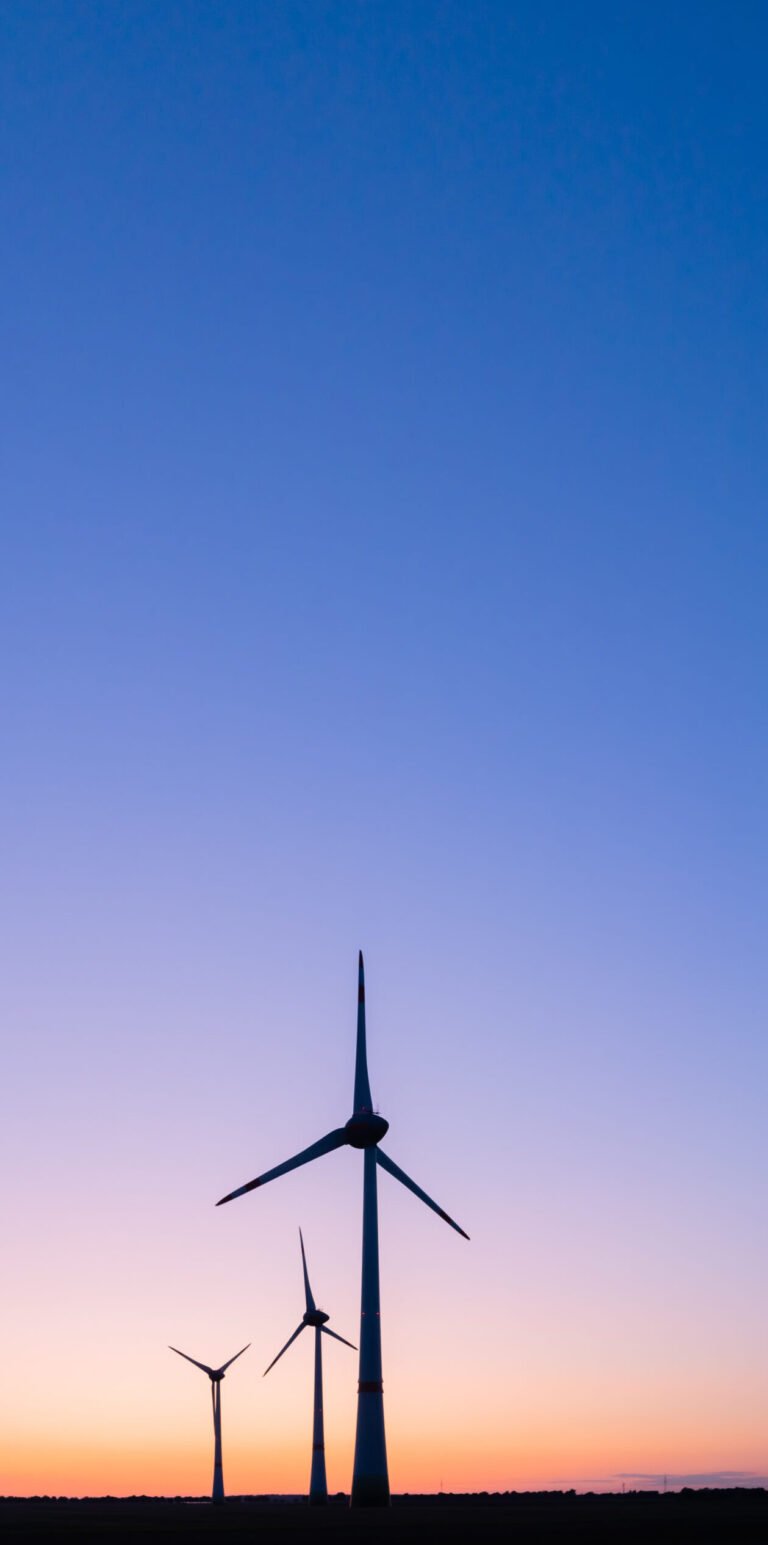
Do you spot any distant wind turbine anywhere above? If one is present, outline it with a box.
[169,1342,250,1504]
[217,951,468,1507]
[263,1228,355,1505]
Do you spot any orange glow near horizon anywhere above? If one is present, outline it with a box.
[5,1421,768,1499]
[4,1295,767,1496]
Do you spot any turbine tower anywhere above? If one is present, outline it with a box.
[263,1228,356,1505]
[217,951,468,1507]
[169,1342,249,1504]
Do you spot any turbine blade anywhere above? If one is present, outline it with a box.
[320,1325,356,1351]
[216,1128,347,1205]
[376,1148,470,1240]
[263,1323,306,1377]
[299,1228,316,1314]
[353,949,373,1114]
[169,1346,215,1377]
[217,1342,251,1375]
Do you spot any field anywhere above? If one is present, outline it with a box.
[2,1492,767,1543]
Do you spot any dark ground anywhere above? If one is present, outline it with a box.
[2,1492,767,1544]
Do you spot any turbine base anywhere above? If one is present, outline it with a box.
[350,1474,391,1508]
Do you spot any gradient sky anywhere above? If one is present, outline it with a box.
[1,0,767,1498]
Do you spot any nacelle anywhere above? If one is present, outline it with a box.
[344,1112,389,1149]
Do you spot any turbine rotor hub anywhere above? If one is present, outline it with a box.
[344,1112,389,1149]
[304,1310,329,1327]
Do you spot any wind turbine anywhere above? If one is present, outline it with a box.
[217,951,468,1507]
[169,1342,250,1504]
[263,1228,355,1505]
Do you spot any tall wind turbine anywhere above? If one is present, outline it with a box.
[217,951,468,1507]
[169,1342,249,1504]
[263,1228,355,1505]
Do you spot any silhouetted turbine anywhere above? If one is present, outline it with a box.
[263,1228,355,1505]
[217,952,468,1506]
[169,1342,249,1504]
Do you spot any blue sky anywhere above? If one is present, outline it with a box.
[1,1,766,1493]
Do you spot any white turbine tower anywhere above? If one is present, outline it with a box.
[217,951,468,1507]
[169,1342,250,1504]
[263,1228,355,1505]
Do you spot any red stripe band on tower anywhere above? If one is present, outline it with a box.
[358,1380,383,1393]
